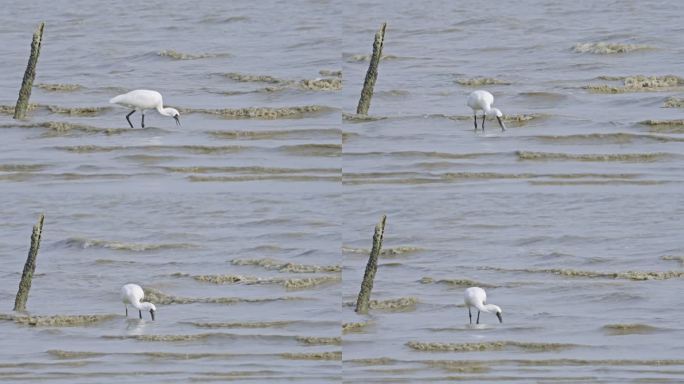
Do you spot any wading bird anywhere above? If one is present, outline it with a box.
[110,89,181,128]
[464,286,502,324]
[121,283,156,320]
[467,90,506,132]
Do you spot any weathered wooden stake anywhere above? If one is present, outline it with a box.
[14,214,45,312]
[355,215,387,314]
[13,22,45,120]
[356,22,386,115]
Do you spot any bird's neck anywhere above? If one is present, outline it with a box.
[482,105,492,114]
[476,303,498,313]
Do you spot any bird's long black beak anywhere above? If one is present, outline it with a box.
[496,116,506,131]
[496,312,503,323]
[150,309,156,321]
[174,115,181,127]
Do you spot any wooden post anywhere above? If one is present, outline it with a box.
[355,215,387,314]
[14,214,45,312]
[14,22,45,120]
[356,23,386,115]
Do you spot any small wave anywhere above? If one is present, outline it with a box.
[344,151,493,160]
[342,113,387,122]
[162,166,339,175]
[342,321,373,334]
[585,75,684,93]
[224,72,285,83]
[602,323,660,336]
[572,42,655,54]
[188,321,292,328]
[343,53,400,62]
[342,246,424,256]
[279,143,340,157]
[61,237,196,252]
[298,78,342,91]
[639,119,684,133]
[209,128,340,140]
[296,336,341,346]
[406,340,577,352]
[419,276,496,288]
[455,77,510,86]
[664,97,684,108]
[516,151,669,162]
[530,180,665,186]
[179,105,331,119]
[0,103,39,115]
[533,132,684,144]
[158,49,231,60]
[143,287,306,305]
[479,266,684,280]
[355,297,418,312]
[231,258,340,273]
[35,83,83,92]
[281,352,341,360]
[319,69,341,77]
[0,163,45,172]
[47,350,104,359]
[188,274,340,289]
[6,314,116,327]
[661,255,684,265]
[55,145,245,154]
[188,175,341,182]
[46,105,110,116]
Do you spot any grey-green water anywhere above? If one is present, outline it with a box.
[1,0,684,382]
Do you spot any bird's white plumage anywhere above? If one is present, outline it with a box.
[464,286,502,324]
[466,90,506,131]
[121,283,156,320]
[109,89,181,128]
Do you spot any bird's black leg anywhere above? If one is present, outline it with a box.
[468,307,472,324]
[481,114,486,131]
[125,306,128,317]
[473,113,478,131]
[476,311,480,324]
[141,113,145,128]
[126,110,135,128]
[139,310,142,319]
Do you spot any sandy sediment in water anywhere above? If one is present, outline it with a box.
[456,77,510,86]
[158,50,230,60]
[46,105,110,116]
[534,132,684,144]
[0,104,39,115]
[479,266,684,280]
[178,105,330,119]
[189,321,292,328]
[47,350,104,359]
[342,246,424,257]
[209,128,340,140]
[55,144,245,155]
[319,69,341,77]
[161,166,339,175]
[422,360,491,373]
[342,113,387,122]
[35,83,83,92]
[279,143,340,157]
[188,175,341,182]
[661,255,684,265]
[0,163,46,172]
[572,42,654,54]
[224,72,285,83]
[280,352,341,360]
[188,274,340,289]
[406,340,577,352]
[62,237,196,252]
[1,314,117,327]
[0,121,132,136]
[295,336,341,346]
[585,75,684,93]
[231,258,341,273]
[368,297,418,311]
[143,287,306,305]
[664,97,684,108]
[639,119,684,133]
[298,78,342,91]
[602,323,660,336]
[342,321,373,334]
[419,276,496,288]
[516,151,669,162]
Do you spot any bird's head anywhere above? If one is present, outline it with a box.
[488,108,506,131]
[493,306,503,323]
[141,302,157,320]
[163,107,181,126]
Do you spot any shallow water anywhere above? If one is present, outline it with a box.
[1,0,684,382]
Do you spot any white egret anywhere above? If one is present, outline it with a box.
[464,286,502,324]
[121,283,156,320]
[109,90,181,128]
[467,90,506,131]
